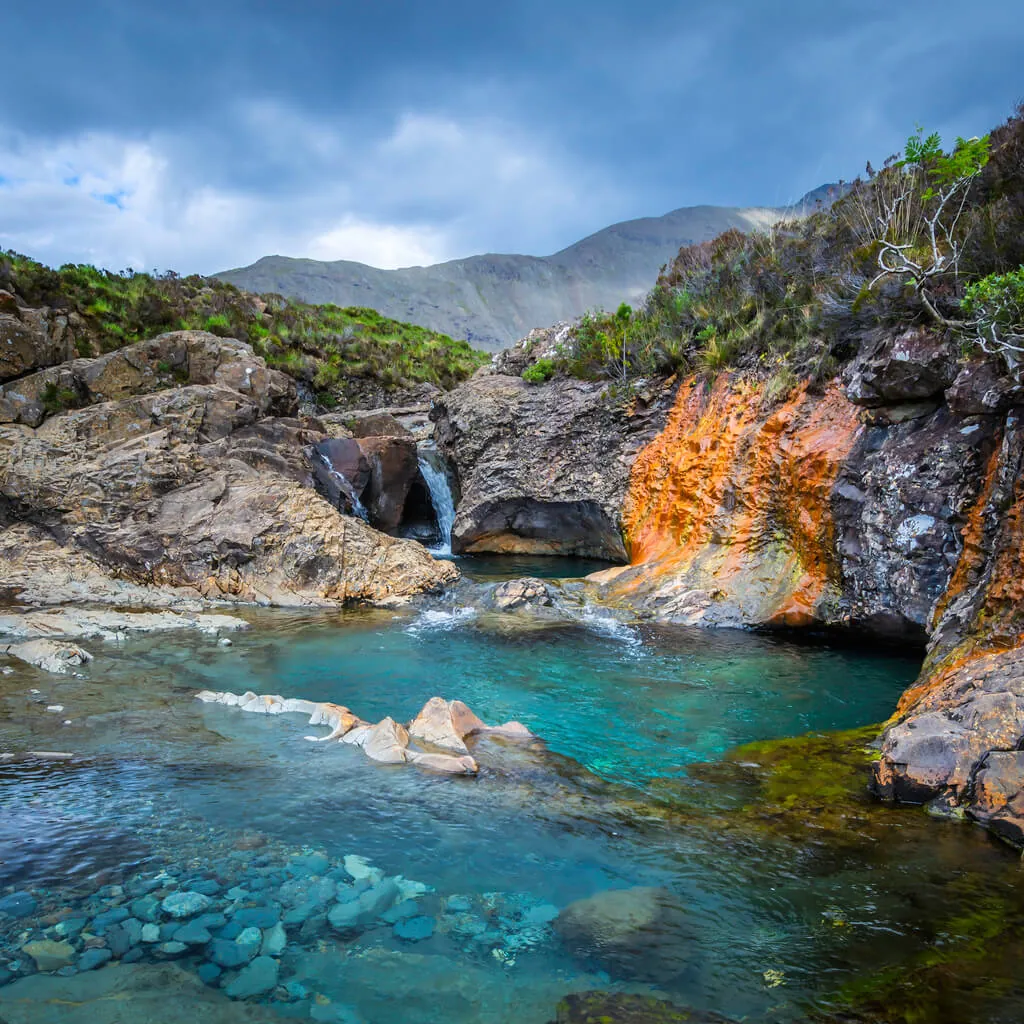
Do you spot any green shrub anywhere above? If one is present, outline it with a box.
[522,357,557,383]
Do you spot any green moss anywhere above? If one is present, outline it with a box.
[522,357,556,383]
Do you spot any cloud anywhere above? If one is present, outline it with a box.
[0,108,620,274]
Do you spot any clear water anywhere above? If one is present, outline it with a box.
[2,581,1023,1023]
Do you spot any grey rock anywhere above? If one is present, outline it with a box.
[206,934,259,969]
[223,955,278,1000]
[129,896,160,923]
[161,892,212,919]
[197,961,222,986]
[77,948,113,972]
[259,923,286,957]
[171,921,212,946]
[0,893,37,920]
[157,941,188,957]
[392,915,435,942]
[231,906,279,929]
[140,924,160,943]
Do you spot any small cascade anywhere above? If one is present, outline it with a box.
[417,446,456,555]
[315,449,369,522]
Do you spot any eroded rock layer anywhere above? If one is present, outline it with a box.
[0,327,456,608]
[432,371,674,560]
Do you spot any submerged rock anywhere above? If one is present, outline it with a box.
[550,991,737,1024]
[0,963,286,1022]
[555,886,692,983]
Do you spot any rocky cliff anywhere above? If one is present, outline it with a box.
[432,366,676,561]
[0,294,456,608]
[438,318,1024,845]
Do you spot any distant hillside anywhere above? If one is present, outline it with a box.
[215,189,841,351]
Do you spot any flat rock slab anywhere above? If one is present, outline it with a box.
[0,963,286,1022]
[0,608,248,642]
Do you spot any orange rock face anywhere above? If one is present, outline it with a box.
[608,374,862,627]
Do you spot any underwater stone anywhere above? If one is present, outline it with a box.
[141,924,161,943]
[392,916,435,942]
[77,948,112,972]
[89,907,129,933]
[188,879,222,897]
[260,922,286,957]
[22,939,75,972]
[286,852,330,877]
[172,921,212,946]
[162,892,212,919]
[224,955,279,999]
[380,901,419,924]
[158,941,188,957]
[130,896,160,922]
[55,917,88,939]
[121,947,145,964]
[197,961,222,985]
[232,907,279,929]
[445,895,472,913]
[207,935,260,969]
[0,893,37,919]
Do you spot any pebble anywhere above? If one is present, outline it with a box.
[141,924,161,943]
[54,917,88,939]
[260,922,287,957]
[171,921,212,946]
[524,903,560,926]
[445,895,472,913]
[197,962,222,986]
[207,935,259,969]
[224,955,278,999]
[218,637,233,646]
[393,915,435,942]
[232,907,279,929]
[130,896,160,922]
[0,893,38,920]
[78,948,113,972]
[161,891,212,919]
[158,941,187,957]
[121,947,145,964]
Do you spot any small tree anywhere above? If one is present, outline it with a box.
[867,129,990,323]
[960,267,1024,373]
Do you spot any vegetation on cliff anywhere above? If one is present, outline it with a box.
[548,105,1024,391]
[0,254,487,402]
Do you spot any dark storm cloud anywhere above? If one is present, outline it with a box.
[1,0,1020,272]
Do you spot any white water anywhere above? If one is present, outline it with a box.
[418,449,456,554]
[316,450,369,521]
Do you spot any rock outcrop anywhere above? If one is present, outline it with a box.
[0,331,457,609]
[432,372,674,560]
[195,691,533,775]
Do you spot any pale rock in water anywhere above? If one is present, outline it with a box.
[3,639,93,675]
[195,691,533,774]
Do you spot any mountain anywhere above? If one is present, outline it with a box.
[215,188,840,351]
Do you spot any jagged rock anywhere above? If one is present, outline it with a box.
[844,326,957,406]
[489,577,554,611]
[343,411,412,438]
[946,354,1024,415]
[433,373,672,560]
[356,435,419,533]
[554,886,692,983]
[969,750,1024,846]
[311,437,371,513]
[196,691,533,774]
[0,330,295,427]
[0,386,457,609]
[3,639,92,674]
[491,323,572,377]
[0,302,77,383]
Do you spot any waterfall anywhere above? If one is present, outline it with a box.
[315,450,369,522]
[417,448,456,555]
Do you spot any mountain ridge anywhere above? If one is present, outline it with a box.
[215,188,840,351]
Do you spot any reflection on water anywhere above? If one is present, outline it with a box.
[0,591,1021,1024]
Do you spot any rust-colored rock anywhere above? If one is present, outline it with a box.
[599,374,861,627]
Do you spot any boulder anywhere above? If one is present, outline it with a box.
[433,373,672,560]
[309,437,371,515]
[968,750,1024,846]
[356,435,420,534]
[3,639,93,674]
[0,305,77,383]
[343,411,412,438]
[945,354,1024,415]
[844,326,957,406]
[554,886,691,982]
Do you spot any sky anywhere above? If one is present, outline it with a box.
[1,1,1020,274]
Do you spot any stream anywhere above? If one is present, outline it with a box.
[1,557,1023,1023]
